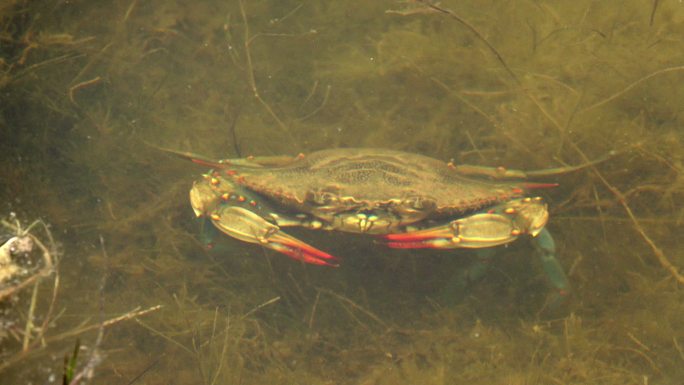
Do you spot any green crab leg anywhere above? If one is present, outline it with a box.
[456,248,495,288]
[440,230,570,305]
[533,227,570,299]
[438,248,495,305]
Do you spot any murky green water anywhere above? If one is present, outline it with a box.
[1,0,683,384]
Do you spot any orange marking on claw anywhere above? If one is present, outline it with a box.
[523,183,558,190]
[384,228,452,242]
[386,241,435,249]
[269,233,338,265]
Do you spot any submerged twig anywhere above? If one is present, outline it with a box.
[240,296,281,320]
[320,289,388,330]
[22,279,41,351]
[393,0,519,84]
[1,302,160,371]
[226,104,244,157]
[649,0,660,26]
[238,0,291,134]
[308,290,321,329]
[209,319,231,385]
[48,305,163,345]
[66,235,109,385]
[511,55,684,285]
[567,146,684,285]
[297,84,331,122]
[674,337,684,363]
[68,76,103,105]
[617,195,684,285]
[532,93,684,285]
[582,65,684,112]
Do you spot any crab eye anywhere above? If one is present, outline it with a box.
[305,191,338,205]
[404,196,437,210]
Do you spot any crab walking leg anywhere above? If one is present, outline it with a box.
[533,228,570,298]
[438,248,496,305]
[210,206,338,266]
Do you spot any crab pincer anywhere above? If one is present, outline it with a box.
[383,212,523,250]
[383,198,549,250]
[210,206,338,266]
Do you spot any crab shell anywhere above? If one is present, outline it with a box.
[195,148,540,235]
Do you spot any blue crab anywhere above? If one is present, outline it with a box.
[165,147,601,298]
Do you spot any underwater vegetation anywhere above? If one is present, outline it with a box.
[1,0,683,384]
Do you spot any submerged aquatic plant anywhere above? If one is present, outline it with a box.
[1,0,684,383]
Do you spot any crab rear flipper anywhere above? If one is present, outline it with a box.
[210,206,338,266]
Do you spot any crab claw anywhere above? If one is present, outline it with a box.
[384,213,521,249]
[383,198,549,250]
[266,232,338,266]
[210,206,338,266]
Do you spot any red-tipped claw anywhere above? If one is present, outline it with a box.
[384,227,454,242]
[267,232,338,266]
[210,206,338,266]
[382,198,550,250]
[383,227,457,249]
[381,211,526,250]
